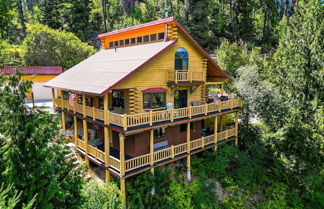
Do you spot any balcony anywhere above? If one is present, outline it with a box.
[54,98,243,131]
[167,70,205,84]
[75,127,237,176]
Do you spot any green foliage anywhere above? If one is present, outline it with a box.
[216,39,249,78]
[21,23,95,69]
[82,180,124,209]
[126,167,172,209]
[0,74,85,208]
[0,40,24,67]
[0,183,34,209]
[0,0,12,39]
[167,180,217,209]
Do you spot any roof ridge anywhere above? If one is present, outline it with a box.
[98,17,175,38]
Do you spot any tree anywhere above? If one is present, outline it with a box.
[82,180,124,209]
[269,1,324,206]
[0,184,35,209]
[21,23,95,69]
[16,0,27,36]
[0,74,85,208]
[182,0,225,50]
[0,0,12,39]
[0,40,24,68]
[216,39,249,79]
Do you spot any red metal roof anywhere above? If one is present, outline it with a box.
[0,66,63,75]
[98,17,175,38]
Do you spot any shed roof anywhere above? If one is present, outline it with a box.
[0,66,62,75]
[44,40,177,95]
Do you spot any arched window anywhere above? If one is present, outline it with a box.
[174,48,188,71]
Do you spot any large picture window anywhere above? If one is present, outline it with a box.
[143,92,166,109]
[112,90,124,108]
[175,48,188,71]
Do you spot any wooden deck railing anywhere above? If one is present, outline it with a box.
[123,128,236,172]
[75,128,236,173]
[168,71,205,83]
[55,98,242,130]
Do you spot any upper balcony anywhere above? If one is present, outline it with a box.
[167,70,205,85]
[53,96,242,132]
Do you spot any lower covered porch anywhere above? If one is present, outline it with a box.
[61,113,239,177]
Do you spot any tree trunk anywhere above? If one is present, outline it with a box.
[102,0,107,31]
[17,0,26,37]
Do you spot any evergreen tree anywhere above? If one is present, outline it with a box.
[0,0,12,39]
[0,74,85,208]
[267,0,323,206]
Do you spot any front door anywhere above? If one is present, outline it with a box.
[174,90,188,109]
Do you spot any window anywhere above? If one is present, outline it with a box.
[154,127,166,139]
[112,90,124,108]
[175,48,188,70]
[143,35,149,42]
[143,92,166,109]
[131,38,136,44]
[125,39,130,45]
[158,32,165,40]
[174,90,187,109]
[137,36,143,43]
[114,41,119,47]
[150,34,157,41]
[119,40,124,46]
[109,42,113,48]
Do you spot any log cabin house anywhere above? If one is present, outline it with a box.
[44,17,243,198]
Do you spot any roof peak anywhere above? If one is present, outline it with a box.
[98,17,175,39]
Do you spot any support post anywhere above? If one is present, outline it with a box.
[60,90,66,131]
[104,128,110,182]
[204,103,208,115]
[120,178,126,202]
[214,116,218,151]
[201,136,205,148]
[189,106,192,118]
[171,108,174,122]
[149,110,153,126]
[122,114,127,131]
[83,119,89,166]
[61,112,66,131]
[82,94,86,116]
[119,133,125,176]
[51,88,55,108]
[103,94,110,182]
[104,94,108,125]
[150,130,154,172]
[187,122,192,181]
[74,115,78,147]
[186,155,191,181]
[60,90,64,108]
[235,112,239,146]
[187,123,190,153]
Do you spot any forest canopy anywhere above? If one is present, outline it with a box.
[0,0,323,208]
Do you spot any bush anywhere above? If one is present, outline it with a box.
[82,180,124,209]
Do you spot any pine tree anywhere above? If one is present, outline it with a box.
[0,74,85,208]
[269,1,323,206]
